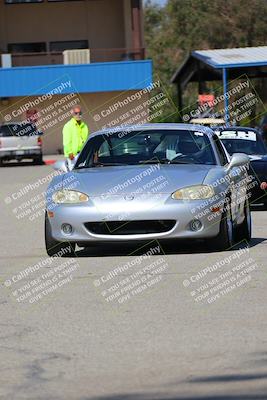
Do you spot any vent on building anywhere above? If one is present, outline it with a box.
[63,49,90,65]
[1,54,12,68]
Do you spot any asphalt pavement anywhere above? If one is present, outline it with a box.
[0,161,267,400]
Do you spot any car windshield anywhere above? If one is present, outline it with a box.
[75,129,216,168]
[0,123,39,137]
[218,130,267,155]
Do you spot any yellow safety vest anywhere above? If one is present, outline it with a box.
[63,118,89,157]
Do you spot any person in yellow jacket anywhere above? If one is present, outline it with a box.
[63,105,89,169]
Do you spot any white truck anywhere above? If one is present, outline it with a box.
[0,122,43,165]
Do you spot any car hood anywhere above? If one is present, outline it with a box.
[249,154,267,175]
[63,164,213,196]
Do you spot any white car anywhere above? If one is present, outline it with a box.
[0,122,43,165]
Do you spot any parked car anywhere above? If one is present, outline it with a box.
[45,123,251,256]
[258,114,267,144]
[0,122,43,165]
[215,127,267,208]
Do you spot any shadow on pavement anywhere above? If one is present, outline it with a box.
[234,237,266,249]
[0,161,43,167]
[74,240,211,257]
[82,392,267,400]
[188,372,267,383]
[81,359,267,399]
[72,237,266,257]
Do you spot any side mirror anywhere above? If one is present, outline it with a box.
[226,153,250,171]
[53,160,69,173]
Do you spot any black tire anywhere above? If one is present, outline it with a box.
[33,155,43,165]
[0,159,3,167]
[209,197,235,251]
[235,199,252,244]
[45,212,76,257]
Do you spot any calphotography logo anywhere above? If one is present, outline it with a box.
[2,249,80,306]
[92,241,168,307]
[182,247,260,305]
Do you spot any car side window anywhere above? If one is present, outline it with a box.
[213,135,228,165]
[98,140,111,157]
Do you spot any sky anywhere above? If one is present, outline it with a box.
[145,0,168,6]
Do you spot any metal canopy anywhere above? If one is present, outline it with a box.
[192,46,267,69]
[171,46,267,124]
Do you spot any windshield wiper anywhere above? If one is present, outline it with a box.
[139,158,196,165]
[168,159,199,164]
[75,162,128,169]
[139,158,170,164]
[92,162,126,167]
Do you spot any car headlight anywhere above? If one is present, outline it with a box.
[52,190,89,204]
[172,185,215,200]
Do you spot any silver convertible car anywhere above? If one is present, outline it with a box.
[45,124,251,256]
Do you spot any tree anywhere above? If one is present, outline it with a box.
[144,0,267,121]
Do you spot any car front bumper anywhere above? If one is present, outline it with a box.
[47,195,223,243]
[0,149,42,159]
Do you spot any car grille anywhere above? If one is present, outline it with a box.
[84,220,176,235]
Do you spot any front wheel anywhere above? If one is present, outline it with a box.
[235,199,252,244]
[33,155,43,165]
[209,198,234,251]
[45,212,76,257]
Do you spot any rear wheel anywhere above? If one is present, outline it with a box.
[33,155,43,165]
[236,199,251,244]
[209,197,234,251]
[45,212,76,257]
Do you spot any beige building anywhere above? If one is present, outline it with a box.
[0,0,144,65]
[0,89,152,154]
[0,0,153,154]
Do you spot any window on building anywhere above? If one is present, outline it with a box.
[5,0,81,3]
[5,0,43,3]
[50,40,88,52]
[8,43,46,53]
